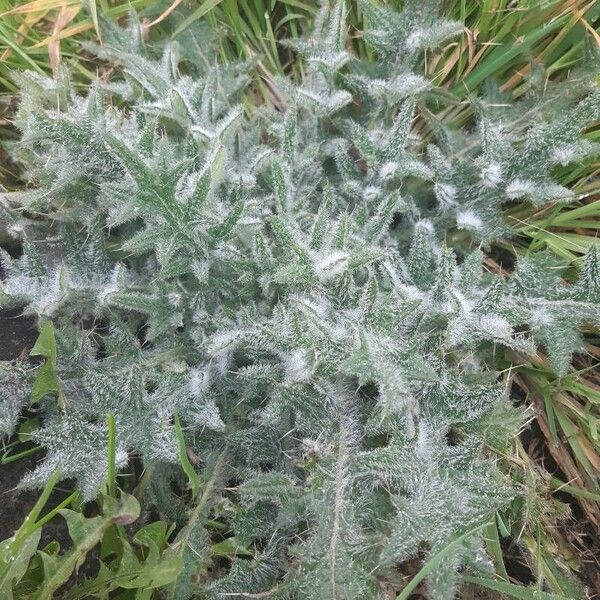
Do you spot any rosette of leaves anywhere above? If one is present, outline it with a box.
[1,2,598,598]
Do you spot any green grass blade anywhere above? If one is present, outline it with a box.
[452,14,569,95]
[82,0,100,41]
[174,413,201,497]
[172,0,225,38]
[34,491,80,529]
[484,520,509,582]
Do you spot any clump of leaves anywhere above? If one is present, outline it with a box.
[1,2,599,597]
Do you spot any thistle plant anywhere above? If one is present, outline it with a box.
[1,1,599,597]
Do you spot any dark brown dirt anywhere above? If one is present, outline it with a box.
[0,308,37,361]
[0,307,48,544]
[0,453,38,541]
[0,452,73,549]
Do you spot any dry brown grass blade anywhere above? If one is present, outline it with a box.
[516,373,600,533]
[30,21,92,48]
[256,59,287,112]
[457,42,487,80]
[48,4,80,74]
[500,64,533,93]
[428,44,459,81]
[0,10,48,62]
[142,0,183,33]
[538,0,600,60]
[1,0,78,16]
[581,16,600,45]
